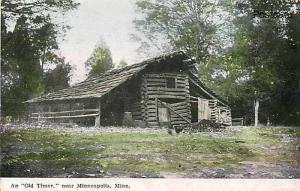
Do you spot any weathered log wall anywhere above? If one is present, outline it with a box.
[124,98,142,121]
[29,99,100,126]
[169,101,191,126]
[141,73,191,128]
[208,99,232,125]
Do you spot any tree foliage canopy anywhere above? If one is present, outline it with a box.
[85,41,114,77]
[118,59,128,68]
[211,1,300,125]
[44,58,72,93]
[134,0,233,80]
[1,0,79,117]
[134,0,300,125]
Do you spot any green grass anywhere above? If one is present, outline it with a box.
[1,126,299,175]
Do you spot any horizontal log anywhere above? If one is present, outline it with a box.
[147,121,159,126]
[170,111,189,116]
[171,121,188,125]
[171,101,189,107]
[146,77,186,84]
[170,102,187,107]
[190,96,199,100]
[146,101,157,105]
[170,112,189,118]
[147,112,157,116]
[172,115,189,120]
[146,104,157,108]
[176,80,188,85]
[147,92,187,97]
[171,105,188,111]
[145,73,187,79]
[146,84,166,88]
[146,87,186,92]
[174,108,190,114]
[170,115,190,120]
[148,95,186,99]
[32,109,99,115]
[174,108,189,114]
[31,113,99,119]
[146,78,166,83]
[175,85,187,89]
[147,117,158,122]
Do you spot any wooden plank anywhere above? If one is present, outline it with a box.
[32,109,99,115]
[31,113,99,119]
[146,73,186,79]
[170,103,187,109]
[170,115,189,120]
[146,79,166,83]
[170,116,189,121]
[171,121,188,125]
[190,96,198,100]
[171,105,188,111]
[146,88,187,93]
[148,95,186,99]
[146,100,157,105]
[95,100,101,127]
[146,78,186,84]
[158,107,170,123]
[146,83,166,88]
[158,100,191,124]
[147,92,187,97]
[147,116,158,122]
[147,121,159,126]
[170,101,186,106]
[175,80,187,85]
[175,85,187,89]
[147,87,186,92]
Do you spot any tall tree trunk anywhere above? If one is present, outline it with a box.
[254,98,259,127]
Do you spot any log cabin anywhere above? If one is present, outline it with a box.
[25,51,232,128]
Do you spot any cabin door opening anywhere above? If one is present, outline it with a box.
[198,98,210,121]
[101,98,125,126]
[191,102,198,123]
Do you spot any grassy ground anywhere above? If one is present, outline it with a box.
[0,125,299,178]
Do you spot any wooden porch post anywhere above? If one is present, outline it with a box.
[95,99,101,127]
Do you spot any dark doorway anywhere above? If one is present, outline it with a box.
[191,102,198,122]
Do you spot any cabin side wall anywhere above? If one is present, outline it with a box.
[141,73,191,128]
[124,98,142,121]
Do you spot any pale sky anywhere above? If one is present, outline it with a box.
[59,0,142,84]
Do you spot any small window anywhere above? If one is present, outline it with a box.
[166,77,176,88]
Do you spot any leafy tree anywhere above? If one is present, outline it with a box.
[85,41,114,77]
[44,58,72,93]
[213,1,300,125]
[271,13,300,125]
[2,0,78,70]
[1,17,43,117]
[133,0,233,63]
[118,59,128,68]
[1,0,79,117]
[133,0,300,126]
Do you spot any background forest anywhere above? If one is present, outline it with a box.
[1,0,300,126]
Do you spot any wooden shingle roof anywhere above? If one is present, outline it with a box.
[26,51,189,103]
